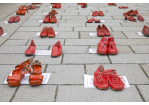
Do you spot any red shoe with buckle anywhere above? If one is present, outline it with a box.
[51,41,62,57]
[86,18,95,23]
[40,26,48,37]
[142,25,149,36]
[97,37,108,54]
[108,37,118,55]
[125,15,137,22]
[56,3,61,8]
[96,25,104,36]
[43,15,50,23]
[95,19,100,23]
[48,27,55,37]
[50,14,57,23]
[123,10,133,15]
[138,15,144,21]
[92,11,98,16]
[129,10,138,16]
[25,40,36,56]
[8,16,15,23]
[98,11,104,16]
[14,16,20,22]
[0,27,4,36]
[102,24,110,36]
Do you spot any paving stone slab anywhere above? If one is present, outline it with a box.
[56,85,142,102]
[62,16,87,20]
[40,23,58,27]
[46,65,84,84]
[115,39,149,45]
[65,10,91,12]
[74,27,112,31]
[121,22,148,27]
[13,85,56,102]
[3,40,28,46]
[137,85,149,102]
[21,21,41,27]
[123,32,149,39]
[86,23,122,27]
[140,64,149,77]
[112,15,125,20]
[58,23,85,27]
[130,45,149,54]
[28,16,44,20]
[111,27,143,31]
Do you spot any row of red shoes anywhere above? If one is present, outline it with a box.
[94,65,124,90]
[43,14,57,23]
[52,3,61,8]
[8,16,20,23]
[7,58,43,86]
[97,24,111,36]
[25,40,62,57]
[40,26,55,37]
[87,18,100,23]
[92,11,104,16]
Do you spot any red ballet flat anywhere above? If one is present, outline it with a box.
[50,14,57,23]
[92,11,98,16]
[51,41,62,57]
[98,11,104,16]
[48,27,55,37]
[40,26,48,37]
[43,15,50,23]
[137,15,144,21]
[25,40,36,56]
[8,16,15,23]
[14,16,20,22]
[95,19,101,23]
[102,24,111,36]
[96,25,104,36]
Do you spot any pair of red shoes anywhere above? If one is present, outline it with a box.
[125,14,144,22]
[16,5,28,15]
[118,6,128,9]
[8,16,20,23]
[25,40,62,57]
[92,11,104,16]
[96,24,110,36]
[123,10,138,16]
[81,3,87,8]
[97,37,118,55]
[0,27,4,36]
[7,58,43,86]
[93,65,124,90]
[27,5,36,10]
[43,14,57,23]
[52,3,61,8]
[108,3,116,6]
[86,18,100,23]
[142,25,149,36]
[40,26,55,37]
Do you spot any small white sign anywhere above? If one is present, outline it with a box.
[84,74,130,88]
[35,50,52,55]
[1,33,8,37]
[43,13,48,15]
[36,32,58,36]
[4,73,51,84]
[4,21,22,24]
[137,32,143,36]
[89,48,97,53]
[89,33,97,36]
[38,20,43,22]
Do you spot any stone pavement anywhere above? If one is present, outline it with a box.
[0,3,149,102]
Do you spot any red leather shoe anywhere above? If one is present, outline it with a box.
[97,37,108,54]
[142,25,149,36]
[48,27,55,37]
[124,6,128,9]
[118,6,124,9]
[14,16,20,22]
[8,16,15,23]
[51,41,62,57]
[25,40,36,56]
[123,10,133,15]
[43,15,50,23]
[95,19,100,23]
[52,3,57,8]
[86,18,95,23]
[96,25,104,36]
[98,11,104,16]
[125,15,137,22]
[129,10,138,16]
[0,27,3,36]
[108,3,113,6]
[108,37,118,55]
[102,24,110,36]
[92,11,98,16]
[16,9,22,15]
[81,3,87,8]
[138,15,144,21]
[49,10,58,15]
[112,3,116,6]
[56,3,61,8]
[50,14,57,23]
[40,26,48,37]
[20,8,28,15]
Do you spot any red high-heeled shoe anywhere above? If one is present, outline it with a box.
[51,41,62,57]
[86,18,95,23]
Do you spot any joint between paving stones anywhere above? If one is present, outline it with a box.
[139,64,149,78]
[9,86,20,102]
[43,64,48,73]
[121,31,129,39]
[54,85,59,102]
[135,85,145,102]
[61,54,64,64]
[84,64,87,74]
[78,31,81,39]
[107,55,112,64]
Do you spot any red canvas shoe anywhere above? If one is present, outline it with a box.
[25,40,36,56]
[92,11,98,16]
[98,11,104,16]
[52,3,57,8]
[86,18,95,23]
[14,16,20,22]
[0,27,4,36]
[123,10,133,15]
[40,26,48,37]
[56,3,61,8]
[137,15,144,21]
[43,15,50,23]
[50,14,57,23]
[48,27,55,37]
[108,37,118,55]
[8,16,15,23]
[129,10,138,16]
[96,25,104,36]
[102,24,110,36]
[142,25,149,36]
[95,19,100,23]
[97,37,108,54]
[49,10,58,15]
[125,15,137,22]
[51,41,62,57]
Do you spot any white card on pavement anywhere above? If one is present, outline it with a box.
[137,32,143,35]
[1,33,8,37]
[43,13,48,15]
[89,48,97,53]
[89,33,97,36]
[4,21,22,24]
[36,32,58,36]
[35,50,52,55]
[38,20,43,22]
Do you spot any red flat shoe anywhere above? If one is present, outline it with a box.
[124,6,128,9]
[108,37,118,55]
[97,37,108,54]
[81,3,87,8]
[43,15,50,23]
[50,14,57,23]
[129,10,138,16]
[31,5,36,9]
[102,24,110,36]
[48,27,55,37]
[118,6,124,9]
[16,9,22,15]
[95,19,100,23]
[108,3,113,6]
[123,10,133,15]
[96,25,104,36]
[40,26,48,37]
[94,65,105,78]
[52,3,57,8]
[29,60,43,85]
[25,40,36,56]
[20,8,28,15]
[49,10,58,15]
[112,3,116,6]
[92,11,98,16]
[98,11,104,16]
[56,3,61,8]
[0,27,3,36]
[125,15,137,22]
[138,15,144,21]
[14,16,20,22]
[86,18,95,23]
[51,41,62,57]
[142,25,149,36]
[8,16,15,23]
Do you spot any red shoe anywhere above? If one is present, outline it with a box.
[51,41,62,57]
[25,40,36,56]
[40,26,48,37]
[92,11,98,16]
[96,25,104,36]
[94,65,105,78]
[142,25,149,36]
[43,15,50,23]
[108,3,113,6]
[20,8,28,15]
[118,6,124,9]
[95,19,100,23]
[31,5,36,9]
[8,16,15,23]
[125,15,137,22]
[137,15,144,21]
[50,14,57,23]
[123,10,133,15]
[52,3,57,8]
[81,3,87,8]
[86,18,95,23]
[0,27,4,36]
[102,24,110,36]
[48,27,55,37]
[98,11,104,16]
[16,9,22,15]
[108,37,118,55]
[49,10,58,15]
[124,6,128,9]
[14,16,20,22]
[56,3,61,8]
[129,10,138,16]
[97,37,108,54]
[112,3,116,6]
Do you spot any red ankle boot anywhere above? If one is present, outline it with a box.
[102,24,110,36]
[142,25,149,36]
[25,40,36,56]
[96,25,104,36]
[51,41,62,57]
[0,27,4,36]
[43,15,50,23]
[48,27,55,37]
[97,37,108,54]
[40,26,48,37]
[50,14,57,23]
[108,37,118,54]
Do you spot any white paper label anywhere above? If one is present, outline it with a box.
[89,48,97,53]
[1,33,8,37]
[137,32,143,35]
[35,50,52,55]
[89,33,97,36]
[4,21,22,24]
[43,13,48,15]
[36,32,58,36]
[38,20,43,22]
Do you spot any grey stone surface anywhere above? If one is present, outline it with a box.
[140,64,149,77]
[62,16,87,20]
[86,23,122,27]
[58,23,85,27]
[137,85,149,102]
[3,40,28,46]
[123,32,149,39]
[115,39,149,45]
[130,45,149,54]
[87,16,114,20]
[111,27,143,31]
[121,22,148,27]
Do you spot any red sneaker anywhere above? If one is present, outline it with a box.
[0,27,4,36]
[129,10,138,16]
[50,14,57,23]
[43,15,50,23]
[94,65,105,78]
[56,3,61,8]
[51,41,62,57]
[95,19,100,23]
[96,25,104,36]
[123,10,133,15]
[25,40,36,56]
[14,16,20,22]
[40,26,48,37]
[102,24,110,36]
[98,11,104,16]
[137,15,144,21]
[86,18,95,23]
[48,27,55,37]
[108,37,118,55]
[8,16,15,23]
[92,11,98,16]
[97,37,108,54]
[125,15,137,22]
[142,25,149,36]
